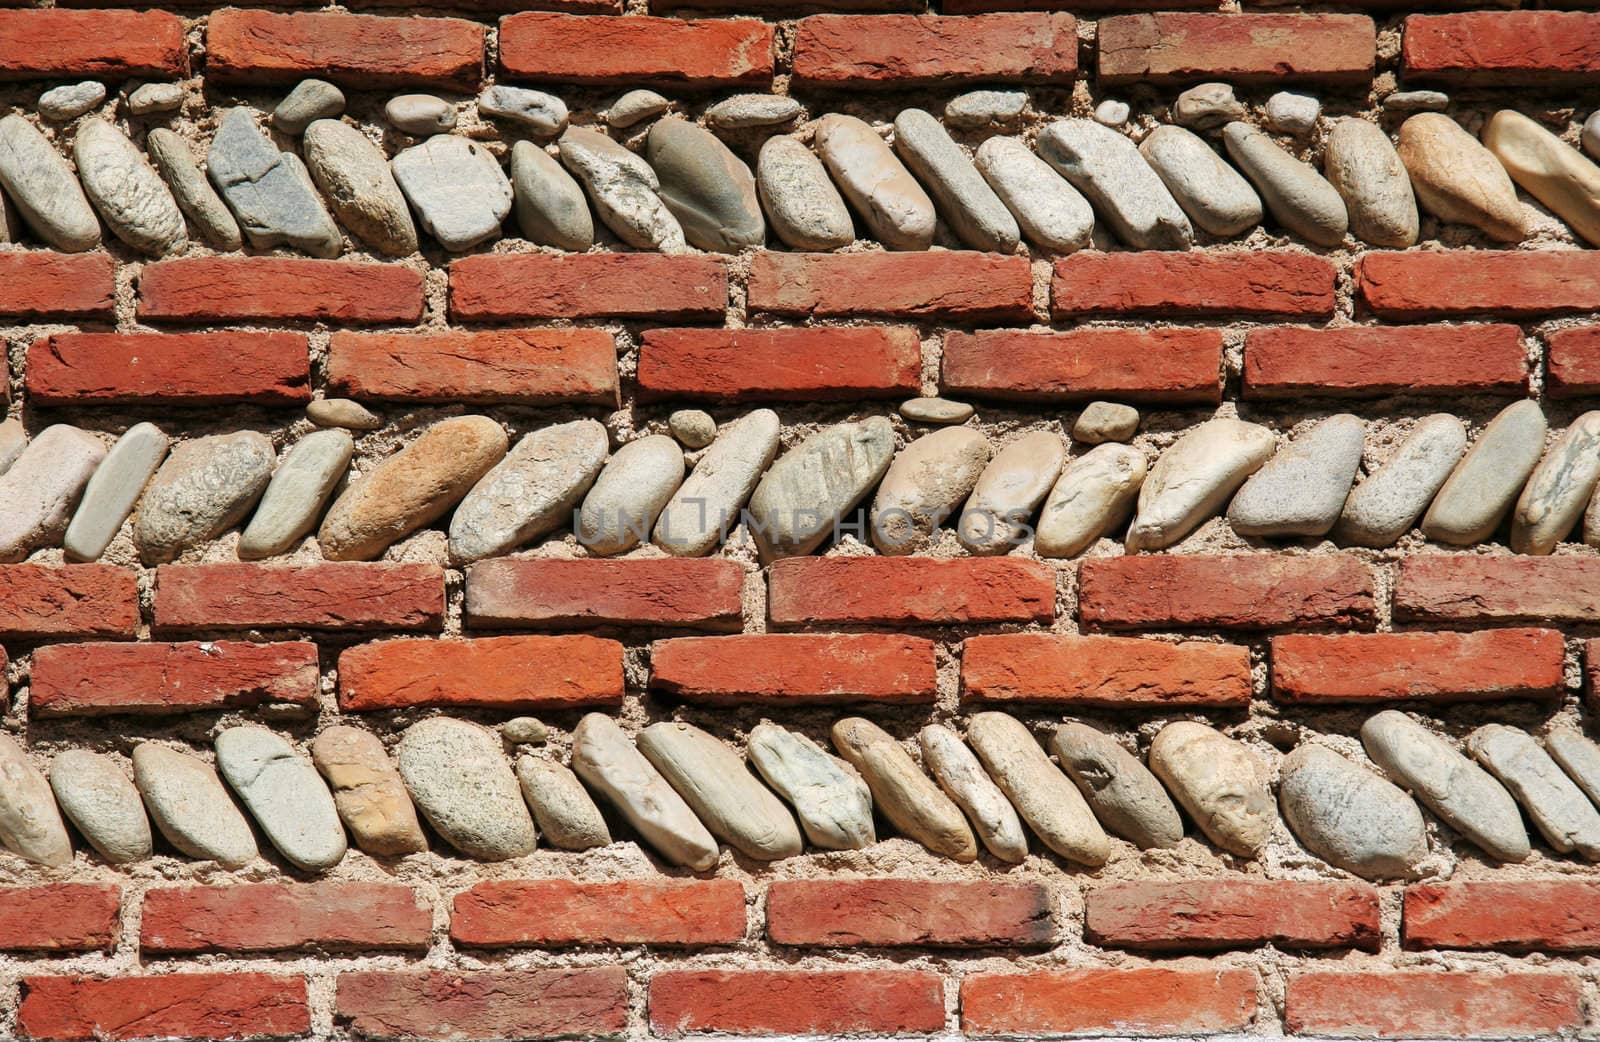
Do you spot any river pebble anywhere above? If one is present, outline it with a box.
[452,420,607,563]
[40,81,106,121]
[386,94,455,136]
[307,399,381,431]
[900,397,974,425]
[511,140,594,251]
[1266,92,1320,136]
[1324,117,1419,248]
[1228,414,1363,538]
[833,717,976,862]
[1484,108,1600,247]
[134,431,274,564]
[208,107,342,257]
[639,722,803,861]
[0,735,72,867]
[311,726,428,857]
[1469,724,1600,860]
[945,90,1026,129]
[49,750,151,864]
[748,723,874,851]
[815,114,934,251]
[1074,402,1139,444]
[1149,721,1276,857]
[1397,113,1526,242]
[920,723,1028,863]
[1386,90,1449,113]
[271,79,344,135]
[393,134,512,251]
[894,107,1019,252]
[1421,400,1546,545]
[216,726,347,872]
[1094,99,1131,127]
[669,410,716,449]
[1512,411,1600,554]
[707,94,800,129]
[1335,415,1465,548]
[1053,723,1182,850]
[958,430,1064,555]
[1139,124,1262,238]
[0,425,105,563]
[1279,744,1428,880]
[648,117,764,252]
[968,712,1110,866]
[1035,443,1146,558]
[0,114,101,251]
[516,755,610,851]
[303,119,418,256]
[1173,83,1244,129]
[1546,730,1600,817]
[127,83,184,116]
[397,718,536,861]
[75,119,184,255]
[578,434,683,556]
[572,713,718,871]
[606,89,668,129]
[0,420,23,476]
[65,422,169,562]
[1037,118,1192,249]
[559,126,685,252]
[238,429,353,559]
[1126,418,1276,551]
[747,416,895,562]
[478,85,567,136]
[132,743,257,868]
[974,135,1094,253]
[872,426,992,555]
[757,136,854,251]
[147,128,243,249]
[655,409,779,557]
[1223,121,1348,246]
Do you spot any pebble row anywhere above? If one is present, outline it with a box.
[4,78,1600,257]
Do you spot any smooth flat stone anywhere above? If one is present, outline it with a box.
[606,89,668,129]
[386,94,455,136]
[1361,710,1528,863]
[65,422,169,562]
[478,85,567,136]
[271,79,344,135]
[0,113,100,251]
[655,409,779,557]
[208,107,342,257]
[1336,415,1465,548]
[303,119,418,256]
[747,723,874,851]
[146,128,243,250]
[893,107,1019,252]
[516,755,610,851]
[647,117,764,252]
[1546,730,1600,818]
[310,726,427,857]
[132,743,256,867]
[919,723,1028,863]
[393,134,511,252]
[871,426,992,555]
[974,135,1094,253]
[320,416,507,561]
[1037,118,1192,249]
[572,713,718,870]
[1397,113,1526,242]
[958,430,1065,555]
[747,416,895,563]
[1512,411,1600,554]
[559,126,685,252]
[127,83,184,116]
[639,722,802,861]
[1228,414,1364,538]
[0,419,23,476]
[451,419,607,563]
[1149,721,1275,857]
[1173,82,1244,129]
[307,398,381,431]
[511,140,593,251]
[0,424,106,562]
[74,119,184,255]
[1223,122,1348,246]
[397,718,535,861]
[1094,99,1131,127]
[0,735,72,867]
[1280,744,1428,880]
[216,726,346,872]
[1484,108,1600,247]
[814,113,934,251]
[1387,90,1449,113]
[757,136,854,251]
[239,429,353,560]
[1053,723,1182,850]
[1469,724,1600,860]
[1139,124,1262,237]
[40,81,106,121]
[900,397,974,425]
[1074,402,1140,444]
[669,410,716,450]
[133,431,274,564]
[967,711,1110,867]
[832,717,976,862]
[1035,443,1146,559]
[1267,92,1320,136]
[49,750,151,864]
[1127,419,1276,552]
[1422,400,1546,545]
[1324,117,1419,248]
[944,90,1026,129]
[707,94,800,129]
[577,434,684,556]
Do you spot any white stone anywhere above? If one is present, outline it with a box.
[451,419,609,563]
[577,434,684,556]
[655,409,779,558]
[572,713,718,870]
[1266,92,1320,135]
[0,735,72,867]
[871,426,992,555]
[238,429,353,560]
[893,107,1018,252]
[957,430,1064,555]
[1035,442,1146,558]
[1512,411,1600,554]
[0,424,105,562]
[1126,419,1275,551]
[1422,400,1546,545]
[0,114,101,251]
[757,136,855,251]
[638,722,803,861]
[1470,724,1600,860]
[919,723,1028,863]
[814,114,934,251]
[559,126,685,252]
[132,743,257,868]
[392,134,512,251]
[396,718,536,861]
[50,750,152,865]
[974,135,1094,253]
[747,723,874,851]
[1140,124,1262,237]
[967,711,1110,866]
[1149,721,1275,857]
[64,422,169,562]
[746,416,895,562]
[216,726,347,872]
[478,85,568,136]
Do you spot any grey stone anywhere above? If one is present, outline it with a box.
[747,722,874,851]
[1546,730,1600,820]
[1279,744,1428,880]
[207,107,342,257]
[1336,415,1465,548]
[958,431,1065,555]
[1139,124,1262,237]
[1223,122,1348,246]
[1074,402,1140,444]
[238,429,353,560]
[1037,118,1193,250]
[392,134,511,252]
[1484,108,1600,248]
[73,119,184,255]
[502,718,548,744]
[49,750,151,865]
[1362,710,1529,863]
[132,743,256,868]
[974,136,1094,253]
[216,726,346,872]
[1397,113,1526,242]
[1585,110,1600,162]
[0,419,25,476]
[669,409,716,450]
[310,726,427,857]
[899,397,974,425]
[127,82,183,116]
[39,81,106,121]
[606,89,669,129]
[64,422,169,562]
[871,426,992,555]
[832,717,976,862]
[638,721,802,861]
[1422,400,1546,545]
[577,434,684,557]
[1093,99,1131,127]
[757,136,854,251]
[893,107,1019,252]
[1266,92,1320,136]
[1386,90,1449,113]
[451,419,608,563]
[303,119,418,256]
[0,113,101,251]
[146,128,243,250]
[133,431,274,564]
[1149,721,1276,857]
[396,718,536,861]
[1512,411,1600,554]
[1127,419,1277,552]
[707,94,801,129]
[944,90,1026,129]
[1172,83,1245,129]
[478,85,567,136]
[386,94,455,136]
[571,712,718,870]
[967,711,1110,866]
[919,723,1028,863]
[1053,723,1182,850]
[0,735,72,867]
[647,117,765,252]
[747,416,895,563]
[1469,724,1600,860]
[0,424,105,562]
[1035,442,1146,559]
[1228,414,1364,538]
[814,113,934,251]
[271,79,344,136]
[511,140,593,251]
[0,187,14,244]
[1324,117,1419,248]
[515,755,610,851]
[558,126,685,251]
[307,398,381,431]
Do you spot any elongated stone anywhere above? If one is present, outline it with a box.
[74,119,184,255]
[392,134,512,252]
[216,726,346,872]
[1036,118,1192,250]
[1397,113,1526,242]
[958,431,1064,555]
[386,94,455,136]
[1052,723,1182,850]
[0,113,100,251]
[1512,411,1600,554]
[134,431,274,564]
[1126,419,1276,551]
[945,90,1026,129]
[973,135,1094,253]
[239,429,353,560]
[0,425,105,563]
[900,397,973,425]
[967,712,1109,866]
[1228,414,1363,538]
[1223,122,1347,246]
[892,107,1018,252]
[1035,443,1146,559]
[132,743,257,868]
[871,427,992,555]
[558,126,685,252]
[0,735,72,867]
[1469,724,1600,860]
[707,94,800,129]
[127,82,183,116]
[478,85,567,136]
[1139,124,1262,237]
[307,399,381,431]
[639,722,802,861]
[303,119,418,256]
[832,717,976,862]
[1324,117,1418,248]
[208,107,342,257]
[49,750,151,865]
[516,755,610,852]
[271,79,344,135]
[1421,400,1546,545]
[1484,109,1600,248]
[747,723,874,851]
[39,81,106,121]
[757,136,854,251]
[655,409,779,557]
[607,89,669,129]
[511,140,593,251]
[919,723,1028,863]
[1546,730,1600,818]
[450,419,608,563]
[1149,721,1275,857]
[647,117,764,252]
[571,713,718,871]
[397,718,535,861]
[1279,744,1428,880]
[64,423,169,562]
[577,434,684,557]
[1335,415,1465,548]
[814,114,934,251]
[146,128,243,250]
[310,726,427,857]
[747,416,896,563]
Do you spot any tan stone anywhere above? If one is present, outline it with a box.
[1396,113,1526,242]
[1483,109,1600,248]
[832,717,977,862]
[310,726,427,856]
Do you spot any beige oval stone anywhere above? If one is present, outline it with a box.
[919,723,1028,863]
[1035,443,1146,558]
[1483,109,1600,248]
[638,721,802,861]
[957,430,1065,555]
[0,424,105,562]
[310,726,427,857]
[1126,419,1276,552]
[832,717,976,862]
[871,427,992,555]
[1397,113,1526,242]
[1513,411,1600,555]
[814,114,935,251]
[966,712,1110,866]
[1324,117,1419,248]
[0,735,72,866]
[1149,721,1275,857]
[516,755,610,851]
[571,713,718,871]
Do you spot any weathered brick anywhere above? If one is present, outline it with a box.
[465,558,743,631]
[792,13,1075,86]
[748,252,1033,322]
[451,879,746,947]
[449,253,727,321]
[1243,324,1528,399]
[207,10,485,89]
[338,635,624,711]
[1404,880,1600,952]
[0,9,185,79]
[767,558,1055,627]
[19,973,310,1041]
[1078,555,1376,631]
[941,327,1222,404]
[141,883,431,955]
[326,329,619,406]
[1053,251,1337,318]
[30,641,319,717]
[1403,12,1600,86]
[140,258,425,324]
[961,633,1252,708]
[1286,970,1582,1038]
[767,879,1052,947]
[0,565,139,640]
[154,564,444,633]
[0,885,119,953]
[1098,13,1375,85]
[637,327,920,402]
[1085,880,1381,952]
[1271,628,1565,704]
[499,12,772,87]
[1357,250,1600,319]
[1545,325,1600,398]
[961,968,1258,1036]
[28,333,311,406]
[1396,556,1600,624]
[649,634,938,705]
[0,252,115,320]
[650,970,944,1036]
[336,969,628,1041]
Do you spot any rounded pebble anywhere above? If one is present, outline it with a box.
[669,409,717,449]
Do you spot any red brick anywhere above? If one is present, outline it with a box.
[1396,556,1600,624]
[749,252,1033,322]
[1079,554,1376,631]
[28,333,310,406]
[649,634,938,705]
[0,885,119,953]
[141,883,431,955]
[336,969,628,1041]
[0,9,185,79]
[961,633,1252,708]
[637,327,920,402]
[768,558,1055,627]
[1286,970,1582,1038]
[1546,325,1600,398]
[1053,251,1337,318]
[154,564,444,633]
[499,12,772,88]
[1403,12,1600,86]
[18,973,309,1041]
[946,0,1204,10]
[326,329,618,406]
[451,879,745,947]
[1244,324,1528,399]
[767,879,1052,947]
[465,558,743,631]
[1097,13,1375,85]
[449,253,727,321]
[961,968,1258,1036]
[30,641,319,717]
[941,327,1222,404]
[338,634,624,712]
[1405,880,1600,952]
[1085,880,1381,952]
[1270,628,1565,704]
[207,10,485,90]
[792,13,1075,87]
[1357,250,1600,319]
[651,970,944,1036]
[0,565,139,640]
[0,253,115,320]
[140,258,425,324]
